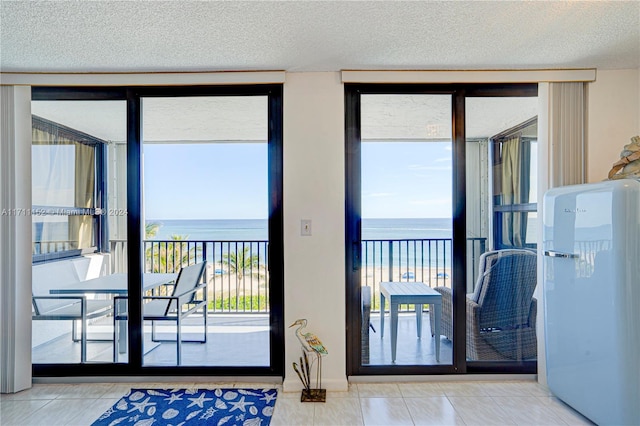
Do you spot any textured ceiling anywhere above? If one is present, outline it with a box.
[1,1,639,73]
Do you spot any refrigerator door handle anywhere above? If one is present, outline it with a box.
[544,250,578,259]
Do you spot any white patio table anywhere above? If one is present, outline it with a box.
[50,273,178,356]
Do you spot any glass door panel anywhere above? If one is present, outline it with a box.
[465,96,538,364]
[360,94,453,367]
[31,99,127,364]
[141,96,270,367]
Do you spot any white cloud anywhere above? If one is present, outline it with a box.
[408,164,451,171]
[365,192,394,198]
[409,198,451,206]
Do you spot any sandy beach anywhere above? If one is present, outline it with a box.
[201,263,453,312]
[360,266,452,289]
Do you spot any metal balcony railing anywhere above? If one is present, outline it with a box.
[110,239,270,313]
[108,237,487,314]
[362,237,487,312]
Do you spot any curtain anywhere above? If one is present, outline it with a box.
[32,127,75,250]
[69,142,95,249]
[32,125,95,251]
[501,136,522,247]
[548,82,586,187]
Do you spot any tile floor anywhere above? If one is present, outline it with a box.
[0,379,594,425]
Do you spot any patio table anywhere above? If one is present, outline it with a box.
[50,273,178,355]
[380,281,442,363]
[49,273,177,295]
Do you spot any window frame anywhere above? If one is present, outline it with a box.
[31,85,285,379]
[31,114,109,263]
[490,117,538,250]
[346,83,539,377]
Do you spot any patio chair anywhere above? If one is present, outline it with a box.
[361,285,372,364]
[429,249,537,361]
[113,261,208,365]
[32,295,113,363]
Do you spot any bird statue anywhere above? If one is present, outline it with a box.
[289,318,327,394]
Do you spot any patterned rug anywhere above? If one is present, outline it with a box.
[92,388,278,426]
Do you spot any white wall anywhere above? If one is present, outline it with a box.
[587,69,640,182]
[282,72,348,391]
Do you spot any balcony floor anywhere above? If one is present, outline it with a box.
[32,314,270,366]
[366,312,454,366]
[34,312,528,367]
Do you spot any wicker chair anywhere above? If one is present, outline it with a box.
[429,249,537,361]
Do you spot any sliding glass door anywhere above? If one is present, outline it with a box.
[465,94,538,369]
[346,84,538,376]
[140,94,273,367]
[31,97,127,365]
[32,85,284,377]
[355,93,454,369]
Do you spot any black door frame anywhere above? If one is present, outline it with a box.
[345,83,538,376]
[32,84,285,378]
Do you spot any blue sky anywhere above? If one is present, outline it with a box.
[362,142,452,218]
[143,141,452,220]
[143,143,268,220]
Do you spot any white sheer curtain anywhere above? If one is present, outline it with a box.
[32,127,75,250]
[32,125,95,251]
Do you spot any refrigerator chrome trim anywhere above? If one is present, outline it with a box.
[543,250,578,259]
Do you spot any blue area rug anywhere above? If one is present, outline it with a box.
[92,388,278,426]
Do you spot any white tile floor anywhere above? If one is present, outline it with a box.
[0,380,594,426]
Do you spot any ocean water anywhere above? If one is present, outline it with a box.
[147,218,452,241]
[32,218,454,242]
[147,218,453,269]
[149,219,268,241]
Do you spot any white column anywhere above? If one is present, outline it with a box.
[283,72,348,392]
[0,85,33,393]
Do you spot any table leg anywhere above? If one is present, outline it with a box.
[380,292,386,338]
[434,302,441,362]
[415,304,423,338]
[391,301,398,363]
[117,299,127,355]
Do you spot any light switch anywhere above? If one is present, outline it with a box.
[301,219,312,236]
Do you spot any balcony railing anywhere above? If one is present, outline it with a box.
[110,239,270,313]
[107,237,487,314]
[362,237,486,312]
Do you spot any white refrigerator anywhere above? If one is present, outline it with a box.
[543,179,640,425]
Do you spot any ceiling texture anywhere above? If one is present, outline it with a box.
[1,1,639,73]
[3,1,638,142]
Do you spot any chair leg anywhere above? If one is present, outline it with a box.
[113,316,118,362]
[73,317,112,342]
[81,308,87,363]
[177,316,182,366]
[203,304,208,343]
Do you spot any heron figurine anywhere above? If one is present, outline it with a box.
[289,318,328,393]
